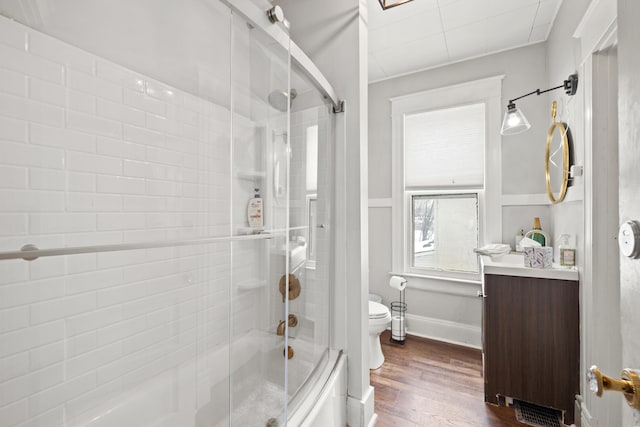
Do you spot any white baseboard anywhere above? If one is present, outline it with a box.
[404,313,482,349]
[347,385,375,427]
[580,402,593,427]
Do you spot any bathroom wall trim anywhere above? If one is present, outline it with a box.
[405,313,482,349]
[501,187,583,206]
[390,271,481,290]
[347,385,375,427]
[369,190,588,209]
[501,194,551,206]
[368,198,392,208]
[580,402,594,427]
[573,0,617,64]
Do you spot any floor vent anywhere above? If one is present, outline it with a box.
[513,400,564,427]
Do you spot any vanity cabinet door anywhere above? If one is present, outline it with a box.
[483,274,579,424]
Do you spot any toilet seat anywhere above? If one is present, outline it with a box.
[368,300,391,370]
[369,301,389,319]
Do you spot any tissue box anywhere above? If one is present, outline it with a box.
[524,246,553,268]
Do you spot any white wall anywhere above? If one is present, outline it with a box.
[370,43,550,198]
[368,43,555,345]
[546,0,590,263]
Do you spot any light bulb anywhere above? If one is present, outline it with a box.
[501,105,531,136]
[507,114,521,127]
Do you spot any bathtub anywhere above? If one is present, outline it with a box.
[66,331,345,427]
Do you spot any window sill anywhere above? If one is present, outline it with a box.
[391,271,481,285]
[388,271,481,298]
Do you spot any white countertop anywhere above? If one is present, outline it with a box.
[481,252,579,281]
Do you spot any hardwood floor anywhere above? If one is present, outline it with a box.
[370,331,524,427]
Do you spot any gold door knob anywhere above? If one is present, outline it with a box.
[588,365,640,408]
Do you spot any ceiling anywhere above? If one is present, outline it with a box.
[368,0,563,82]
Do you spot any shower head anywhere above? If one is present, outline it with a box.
[268,88,297,112]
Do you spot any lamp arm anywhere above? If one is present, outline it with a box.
[508,83,565,106]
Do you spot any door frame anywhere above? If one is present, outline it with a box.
[574,0,620,425]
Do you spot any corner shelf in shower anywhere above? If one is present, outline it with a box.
[235,170,266,181]
[236,227,266,235]
[236,278,267,291]
[234,227,290,237]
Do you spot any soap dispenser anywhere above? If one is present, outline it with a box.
[557,234,576,266]
[515,229,525,252]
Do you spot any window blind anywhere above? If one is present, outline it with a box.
[404,103,485,188]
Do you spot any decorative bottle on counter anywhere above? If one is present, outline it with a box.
[529,217,546,246]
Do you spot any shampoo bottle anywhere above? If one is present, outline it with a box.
[248,188,263,229]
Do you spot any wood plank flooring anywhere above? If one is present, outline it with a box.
[370,331,524,427]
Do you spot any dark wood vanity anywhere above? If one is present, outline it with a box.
[483,273,579,425]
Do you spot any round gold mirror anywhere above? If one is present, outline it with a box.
[545,101,571,204]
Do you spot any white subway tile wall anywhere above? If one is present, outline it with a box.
[0,15,241,427]
[0,8,336,426]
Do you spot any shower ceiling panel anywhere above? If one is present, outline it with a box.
[368,0,564,82]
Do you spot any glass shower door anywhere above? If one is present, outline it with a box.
[0,1,237,426]
[285,72,335,410]
[228,10,291,426]
[0,0,338,425]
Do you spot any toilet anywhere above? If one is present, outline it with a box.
[368,295,392,370]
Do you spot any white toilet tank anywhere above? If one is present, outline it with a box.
[369,293,382,304]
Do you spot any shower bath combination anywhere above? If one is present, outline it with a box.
[0,0,345,426]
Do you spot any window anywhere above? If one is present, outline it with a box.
[411,193,479,273]
[307,196,317,265]
[306,125,318,268]
[405,102,484,275]
[391,77,503,282]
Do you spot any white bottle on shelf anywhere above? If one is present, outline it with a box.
[247,188,263,229]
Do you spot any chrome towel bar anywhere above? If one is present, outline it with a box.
[0,233,275,262]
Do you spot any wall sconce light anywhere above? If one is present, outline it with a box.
[378,0,414,10]
[501,73,578,136]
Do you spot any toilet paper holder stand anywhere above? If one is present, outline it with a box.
[390,287,407,344]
